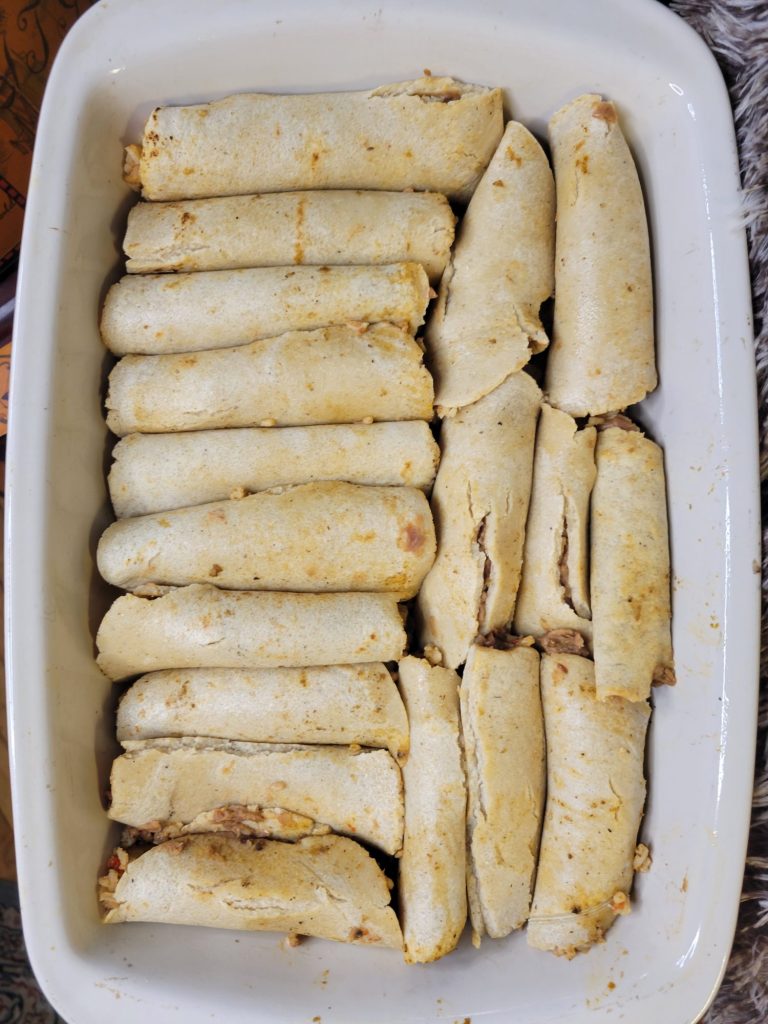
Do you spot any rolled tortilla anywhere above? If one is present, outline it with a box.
[398,656,466,963]
[461,645,545,943]
[108,422,440,518]
[100,834,403,949]
[127,77,503,203]
[514,405,596,640]
[97,481,435,597]
[120,806,331,846]
[527,654,649,957]
[109,737,403,856]
[428,121,555,414]
[96,585,406,681]
[105,323,434,436]
[124,191,455,281]
[417,372,541,669]
[591,426,674,701]
[101,263,429,356]
[116,665,409,762]
[545,94,656,416]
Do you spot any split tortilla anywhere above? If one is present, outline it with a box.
[100,834,403,949]
[528,654,649,957]
[125,77,503,202]
[101,262,429,356]
[398,656,466,963]
[591,426,674,701]
[428,121,555,413]
[461,645,545,944]
[96,585,407,681]
[105,323,434,436]
[545,94,656,416]
[124,190,455,282]
[514,404,596,640]
[417,372,541,669]
[116,664,409,762]
[108,422,440,518]
[97,481,435,598]
[108,737,404,856]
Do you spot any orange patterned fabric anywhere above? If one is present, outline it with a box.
[0,1,92,434]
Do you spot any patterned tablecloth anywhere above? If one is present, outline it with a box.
[0,0,92,434]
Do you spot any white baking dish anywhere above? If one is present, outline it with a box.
[5,0,759,1021]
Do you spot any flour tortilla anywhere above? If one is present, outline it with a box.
[100,833,403,949]
[108,737,404,856]
[514,404,596,640]
[461,645,545,943]
[417,372,541,669]
[124,190,455,282]
[527,654,649,957]
[96,585,406,681]
[101,262,429,356]
[398,656,466,963]
[127,77,503,203]
[97,481,435,598]
[591,427,674,701]
[105,323,434,436]
[116,664,408,762]
[428,121,555,413]
[108,422,440,518]
[545,95,656,416]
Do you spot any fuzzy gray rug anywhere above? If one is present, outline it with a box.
[666,2,768,1022]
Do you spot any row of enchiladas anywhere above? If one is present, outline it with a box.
[95,75,673,963]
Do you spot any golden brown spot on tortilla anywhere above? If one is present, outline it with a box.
[552,662,569,684]
[180,211,196,225]
[157,517,171,528]
[183,167,195,176]
[574,139,585,150]
[275,124,282,137]
[404,149,413,159]
[506,147,522,166]
[299,672,308,687]
[626,283,634,292]
[488,337,497,345]
[294,197,306,264]
[164,278,182,289]
[207,508,227,523]
[311,151,320,167]
[353,531,376,543]
[197,108,209,118]
[592,100,617,124]
[397,517,425,553]
[181,355,198,367]
[576,154,590,174]
[209,564,223,578]
[200,614,212,628]
[318,266,331,273]
[607,982,616,991]
[147,131,160,143]
[149,149,159,158]
[492,179,505,187]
